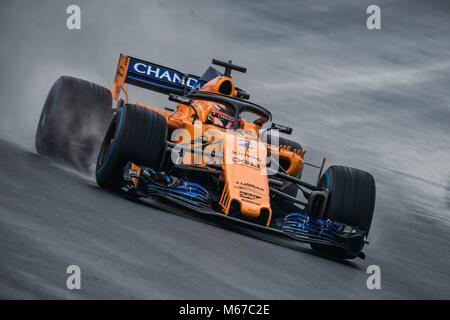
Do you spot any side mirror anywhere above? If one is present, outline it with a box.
[271,123,293,135]
[169,93,199,124]
[235,87,250,100]
[168,93,192,105]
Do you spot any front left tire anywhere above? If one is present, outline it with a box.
[96,104,168,189]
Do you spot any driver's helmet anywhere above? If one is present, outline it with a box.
[207,104,237,129]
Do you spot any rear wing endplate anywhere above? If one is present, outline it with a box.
[112,54,206,100]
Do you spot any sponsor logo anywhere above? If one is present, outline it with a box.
[231,150,262,169]
[231,157,260,169]
[236,181,264,192]
[130,59,204,90]
[211,110,235,123]
[241,198,261,206]
[240,191,261,200]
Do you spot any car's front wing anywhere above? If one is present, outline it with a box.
[121,162,367,259]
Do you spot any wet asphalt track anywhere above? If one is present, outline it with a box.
[1,0,450,299]
[0,139,449,299]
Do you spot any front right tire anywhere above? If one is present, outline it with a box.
[311,165,376,259]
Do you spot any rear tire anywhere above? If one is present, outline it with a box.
[35,76,112,171]
[96,104,168,189]
[311,166,376,259]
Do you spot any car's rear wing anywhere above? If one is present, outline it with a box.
[112,54,207,100]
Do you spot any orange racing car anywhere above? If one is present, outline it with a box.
[35,55,376,260]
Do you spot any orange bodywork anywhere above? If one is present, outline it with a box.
[112,54,305,226]
[112,54,130,103]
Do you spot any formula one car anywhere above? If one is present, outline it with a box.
[35,55,376,259]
